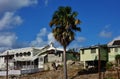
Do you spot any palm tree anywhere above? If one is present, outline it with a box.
[49,6,81,79]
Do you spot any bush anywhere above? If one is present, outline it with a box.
[106,62,113,70]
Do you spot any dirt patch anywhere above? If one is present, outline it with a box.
[1,64,120,79]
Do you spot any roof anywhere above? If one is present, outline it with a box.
[80,45,99,50]
[80,44,107,50]
[113,40,120,45]
[0,47,34,56]
[47,46,56,51]
[108,45,120,48]
[108,39,120,46]
[0,43,63,57]
[56,48,63,51]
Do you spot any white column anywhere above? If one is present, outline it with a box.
[83,61,86,69]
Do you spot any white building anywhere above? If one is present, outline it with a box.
[0,43,63,75]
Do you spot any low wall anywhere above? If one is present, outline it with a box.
[0,68,43,76]
[21,68,43,74]
[0,70,20,76]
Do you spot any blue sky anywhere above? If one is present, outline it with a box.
[0,0,120,51]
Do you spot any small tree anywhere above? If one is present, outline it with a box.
[67,48,80,61]
[49,6,81,79]
[115,54,120,66]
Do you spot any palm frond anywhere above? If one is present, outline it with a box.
[49,6,81,48]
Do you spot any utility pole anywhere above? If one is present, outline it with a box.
[98,45,101,79]
[6,52,9,79]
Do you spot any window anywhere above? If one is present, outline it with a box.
[81,50,84,54]
[39,58,43,61]
[16,53,19,57]
[91,48,96,53]
[24,52,27,56]
[111,48,114,52]
[20,53,23,56]
[27,52,31,56]
[115,48,118,52]
[108,48,110,53]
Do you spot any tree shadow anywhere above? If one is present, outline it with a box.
[71,68,106,79]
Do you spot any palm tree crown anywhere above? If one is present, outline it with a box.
[49,6,81,48]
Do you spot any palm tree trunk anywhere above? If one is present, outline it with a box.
[63,47,68,79]
[118,58,120,66]
[117,59,119,66]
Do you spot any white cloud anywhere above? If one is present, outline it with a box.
[47,32,61,47]
[105,24,111,29]
[48,33,56,43]
[30,28,85,49]
[99,30,112,38]
[37,28,47,37]
[0,47,12,52]
[0,12,22,30]
[30,28,60,47]
[44,0,48,6]
[0,32,17,47]
[76,37,86,42]
[0,32,30,52]
[68,43,82,49]
[99,24,112,38]
[0,0,38,30]
[113,36,120,40]
[30,28,48,47]
[0,0,38,14]
[0,0,38,51]
[67,37,85,49]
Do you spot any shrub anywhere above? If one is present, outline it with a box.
[106,62,113,70]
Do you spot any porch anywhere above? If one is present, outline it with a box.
[14,58,39,70]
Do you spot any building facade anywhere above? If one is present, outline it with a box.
[0,43,63,75]
[80,45,108,69]
[80,40,120,69]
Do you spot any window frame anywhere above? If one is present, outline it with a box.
[91,48,96,53]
